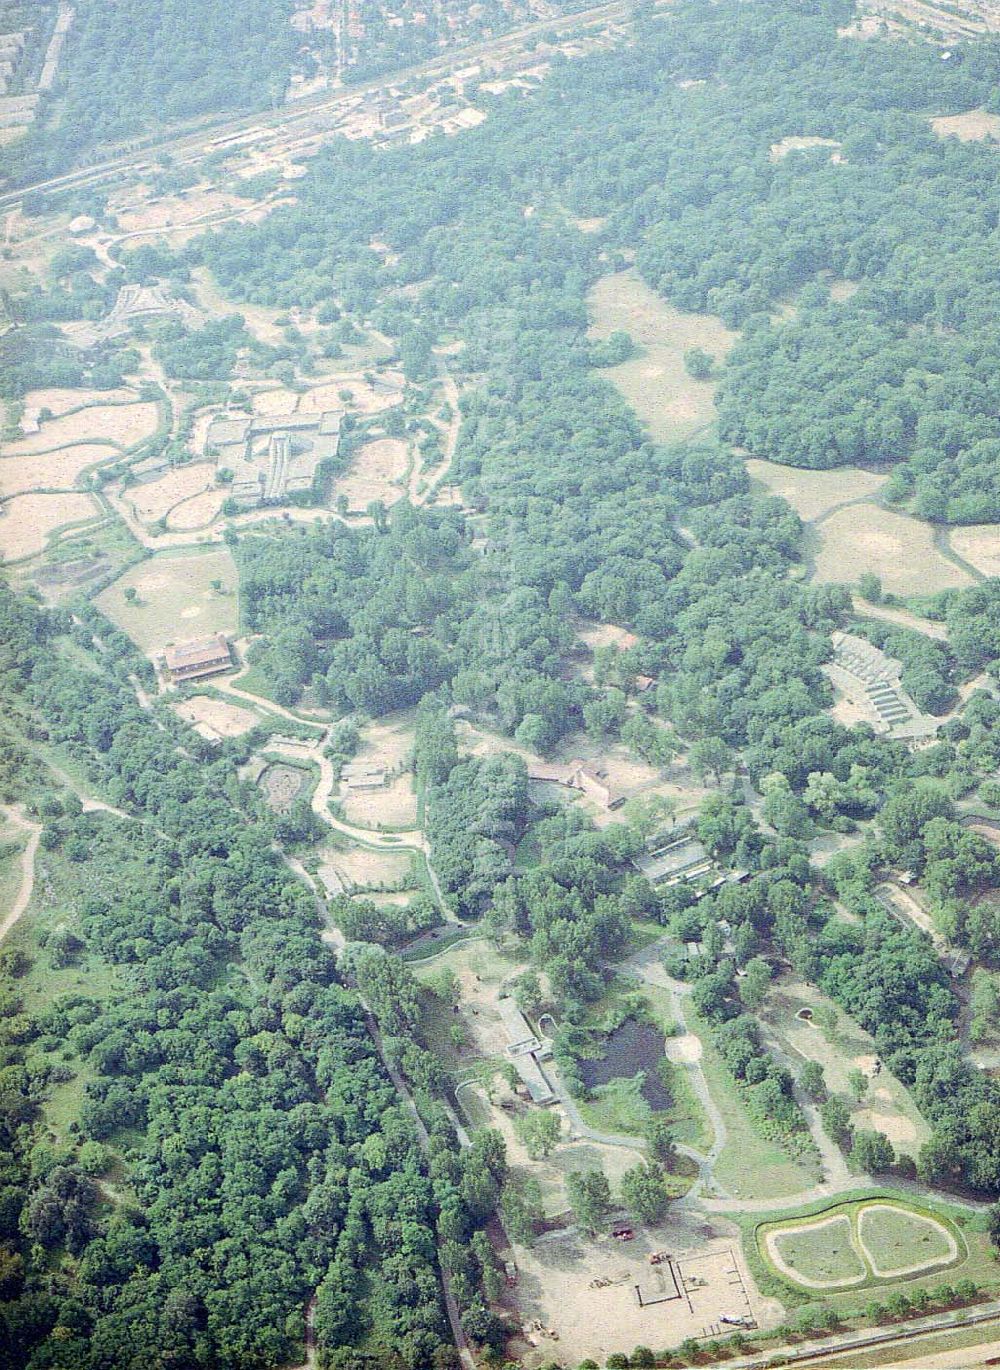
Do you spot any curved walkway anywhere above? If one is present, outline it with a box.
[620,943,729,1197]
[0,805,42,942]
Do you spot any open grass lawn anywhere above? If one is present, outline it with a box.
[686,1004,822,1201]
[745,1193,984,1310]
[772,1214,867,1286]
[96,546,239,653]
[859,1204,956,1276]
[587,269,737,444]
[746,458,887,522]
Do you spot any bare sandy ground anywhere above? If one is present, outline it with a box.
[307,375,405,416]
[770,135,843,161]
[931,109,1000,141]
[0,492,100,560]
[353,711,416,772]
[116,187,247,234]
[510,1223,771,1368]
[173,694,259,737]
[252,387,301,417]
[342,773,418,829]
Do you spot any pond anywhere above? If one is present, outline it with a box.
[577,1018,671,1110]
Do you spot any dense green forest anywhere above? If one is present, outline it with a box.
[192,0,1000,1183]
[0,589,511,1369]
[0,0,297,187]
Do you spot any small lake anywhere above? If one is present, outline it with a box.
[577,1019,671,1109]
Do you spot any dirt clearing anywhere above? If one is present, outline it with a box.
[509,1226,767,1368]
[116,188,247,235]
[746,459,886,521]
[930,109,1000,142]
[0,492,100,561]
[811,504,973,595]
[763,977,929,1155]
[342,773,418,830]
[307,374,404,416]
[173,694,258,738]
[353,710,416,772]
[464,1076,637,1216]
[331,437,408,509]
[588,270,737,443]
[252,387,300,417]
[318,842,415,893]
[770,135,843,161]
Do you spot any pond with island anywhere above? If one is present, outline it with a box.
[577,1018,671,1109]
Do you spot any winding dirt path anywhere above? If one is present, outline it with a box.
[0,805,42,942]
[850,594,949,642]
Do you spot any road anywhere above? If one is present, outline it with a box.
[723,1303,1000,1370]
[0,0,633,211]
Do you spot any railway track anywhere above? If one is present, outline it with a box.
[0,0,634,211]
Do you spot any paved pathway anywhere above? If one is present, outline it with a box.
[620,942,731,1197]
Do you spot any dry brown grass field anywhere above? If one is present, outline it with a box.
[0,493,101,561]
[811,505,973,595]
[166,489,227,531]
[587,270,737,444]
[96,548,238,653]
[948,525,1000,578]
[1,403,159,455]
[0,444,117,497]
[747,460,887,521]
[331,438,408,509]
[127,463,216,524]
